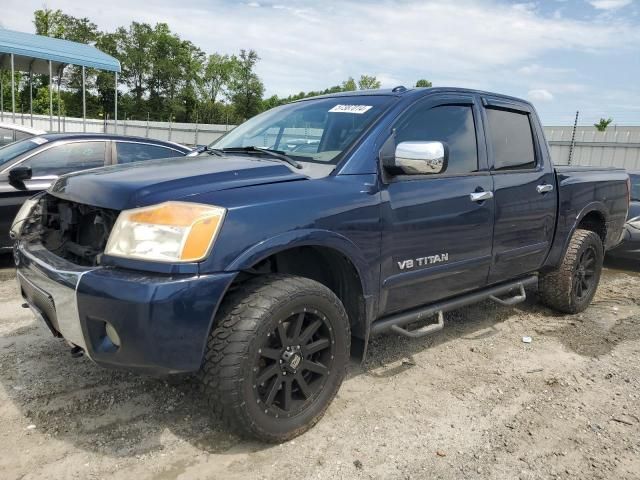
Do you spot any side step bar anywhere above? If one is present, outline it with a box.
[371,275,538,338]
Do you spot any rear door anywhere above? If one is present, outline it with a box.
[379,94,495,315]
[482,97,557,283]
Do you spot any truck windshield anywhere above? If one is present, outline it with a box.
[211,96,394,165]
[0,138,42,168]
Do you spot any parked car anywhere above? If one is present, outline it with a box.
[0,134,192,250]
[11,88,629,442]
[607,171,639,260]
[0,122,46,146]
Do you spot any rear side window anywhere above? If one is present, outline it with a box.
[0,127,14,146]
[21,142,106,176]
[116,142,181,163]
[14,130,34,141]
[394,104,478,175]
[486,109,536,170]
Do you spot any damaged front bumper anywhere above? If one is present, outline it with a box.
[15,241,237,375]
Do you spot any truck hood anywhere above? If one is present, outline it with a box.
[49,155,307,210]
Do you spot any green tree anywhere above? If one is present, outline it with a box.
[228,50,264,121]
[415,79,432,88]
[33,8,101,117]
[202,53,235,104]
[341,77,357,91]
[33,8,66,38]
[31,86,65,115]
[357,75,381,90]
[180,41,205,122]
[146,23,188,119]
[594,118,613,132]
[95,32,119,118]
[115,22,154,112]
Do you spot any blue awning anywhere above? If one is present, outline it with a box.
[0,28,121,74]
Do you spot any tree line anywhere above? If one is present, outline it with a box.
[0,8,432,125]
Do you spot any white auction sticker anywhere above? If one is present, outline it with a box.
[328,104,373,114]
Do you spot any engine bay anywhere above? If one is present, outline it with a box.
[23,194,118,266]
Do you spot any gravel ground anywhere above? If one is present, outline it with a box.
[0,254,639,480]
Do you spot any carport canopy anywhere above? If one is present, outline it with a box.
[0,28,121,132]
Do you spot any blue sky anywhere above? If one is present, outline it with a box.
[1,0,639,125]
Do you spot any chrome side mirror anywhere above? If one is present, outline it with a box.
[391,141,447,175]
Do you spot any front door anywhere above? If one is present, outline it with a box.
[380,95,495,316]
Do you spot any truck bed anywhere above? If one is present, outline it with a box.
[542,166,630,271]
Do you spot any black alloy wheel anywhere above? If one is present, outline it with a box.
[573,245,597,300]
[254,309,335,418]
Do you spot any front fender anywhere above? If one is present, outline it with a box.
[224,228,376,298]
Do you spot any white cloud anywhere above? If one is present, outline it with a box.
[588,0,633,9]
[528,89,554,102]
[0,0,638,99]
[517,64,574,76]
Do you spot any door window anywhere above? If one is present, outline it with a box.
[21,141,106,176]
[394,104,479,175]
[486,109,536,170]
[116,142,181,163]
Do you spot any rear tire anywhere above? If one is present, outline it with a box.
[539,229,604,314]
[200,274,350,442]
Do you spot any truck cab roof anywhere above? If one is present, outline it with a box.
[302,86,536,109]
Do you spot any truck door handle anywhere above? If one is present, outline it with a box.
[536,184,554,194]
[469,191,494,202]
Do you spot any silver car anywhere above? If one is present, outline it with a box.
[0,122,46,147]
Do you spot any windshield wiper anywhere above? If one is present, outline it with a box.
[195,145,225,156]
[222,146,303,169]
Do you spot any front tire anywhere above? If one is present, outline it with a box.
[539,229,604,314]
[200,274,350,442]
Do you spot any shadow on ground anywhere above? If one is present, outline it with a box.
[604,255,640,275]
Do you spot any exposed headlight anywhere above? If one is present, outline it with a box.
[105,202,226,262]
[628,217,640,230]
[10,197,41,239]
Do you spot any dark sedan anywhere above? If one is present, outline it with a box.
[608,171,640,260]
[0,133,192,250]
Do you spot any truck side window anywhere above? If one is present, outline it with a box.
[394,105,478,175]
[486,108,536,170]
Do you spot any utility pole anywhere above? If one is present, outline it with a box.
[568,110,579,165]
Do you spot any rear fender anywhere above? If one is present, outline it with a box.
[543,202,608,270]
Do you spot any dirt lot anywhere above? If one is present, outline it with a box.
[0,254,639,480]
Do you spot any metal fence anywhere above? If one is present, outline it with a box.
[1,111,233,145]
[544,126,640,170]
[3,111,640,171]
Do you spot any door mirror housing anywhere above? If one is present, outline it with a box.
[9,166,32,183]
[383,141,448,176]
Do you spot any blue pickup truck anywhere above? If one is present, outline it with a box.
[11,87,629,442]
